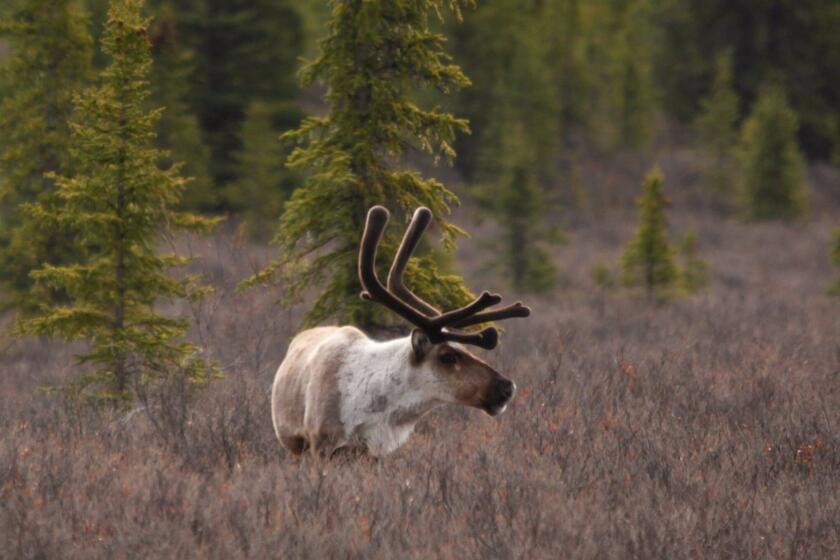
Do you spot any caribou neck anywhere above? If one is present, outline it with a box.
[340,336,444,435]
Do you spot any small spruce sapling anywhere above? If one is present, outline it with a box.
[621,166,678,300]
[738,85,808,221]
[496,164,559,294]
[225,101,297,241]
[474,123,561,294]
[17,0,218,403]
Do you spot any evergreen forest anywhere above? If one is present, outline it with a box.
[1,1,839,557]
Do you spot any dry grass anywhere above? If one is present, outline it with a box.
[2,153,840,559]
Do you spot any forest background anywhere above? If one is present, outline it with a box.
[1,1,840,558]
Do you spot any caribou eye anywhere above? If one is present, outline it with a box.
[439,352,458,366]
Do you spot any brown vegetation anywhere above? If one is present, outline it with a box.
[2,155,840,559]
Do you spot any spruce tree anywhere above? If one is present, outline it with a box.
[610,0,658,150]
[0,0,94,310]
[476,124,559,294]
[581,1,655,151]
[655,0,840,160]
[495,162,558,294]
[149,0,215,212]
[179,0,304,204]
[696,51,739,195]
[615,35,654,150]
[450,0,559,182]
[622,166,678,300]
[450,1,560,292]
[244,0,475,328]
[18,0,217,403]
[549,0,587,146]
[225,101,296,240]
[545,0,590,208]
[738,85,808,221]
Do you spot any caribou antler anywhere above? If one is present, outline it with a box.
[359,205,530,350]
[387,207,440,316]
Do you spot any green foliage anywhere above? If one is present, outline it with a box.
[475,125,560,294]
[452,2,561,294]
[244,0,476,329]
[542,0,594,199]
[493,163,559,294]
[621,166,678,300]
[0,0,94,311]
[695,51,739,195]
[179,0,304,206]
[576,0,656,151]
[451,0,838,163]
[613,24,655,150]
[450,0,559,181]
[738,86,808,221]
[677,231,709,294]
[17,0,218,403]
[830,229,840,296]
[454,0,656,167]
[549,0,588,143]
[225,101,296,241]
[620,171,710,300]
[654,0,840,159]
[149,0,214,211]
[297,1,330,55]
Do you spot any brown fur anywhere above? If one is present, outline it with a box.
[272,326,364,455]
[427,343,504,409]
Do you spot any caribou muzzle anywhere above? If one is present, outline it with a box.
[482,378,516,416]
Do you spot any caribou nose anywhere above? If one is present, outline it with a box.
[484,379,516,416]
[497,379,515,402]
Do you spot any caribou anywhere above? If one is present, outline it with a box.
[271,206,530,456]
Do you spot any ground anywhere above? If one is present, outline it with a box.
[1,147,839,558]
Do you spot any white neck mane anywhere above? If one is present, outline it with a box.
[337,335,446,455]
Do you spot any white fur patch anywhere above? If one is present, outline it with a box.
[337,336,452,456]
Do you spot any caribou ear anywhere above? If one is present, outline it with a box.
[410,329,432,361]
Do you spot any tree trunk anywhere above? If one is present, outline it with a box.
[113,109,128,397]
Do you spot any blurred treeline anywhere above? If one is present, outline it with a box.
[6,0,835,226]
[452,0,840,166]
[91,0,310,235]
[1,0,838,250]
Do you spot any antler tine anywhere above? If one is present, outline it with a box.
[441,326,499,350]
[386,207,442,317]
[448,302,532,329]
[430,291,502,328]
[359,206,434,330]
